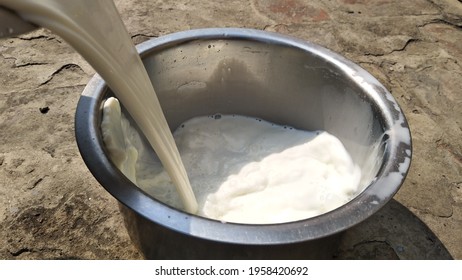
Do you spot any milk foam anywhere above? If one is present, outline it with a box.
[102,97,363,224]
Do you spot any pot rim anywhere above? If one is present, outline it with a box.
[75,27,412,245]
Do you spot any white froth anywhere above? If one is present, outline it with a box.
[102,97,363,224]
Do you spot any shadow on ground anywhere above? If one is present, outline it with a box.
[336,199,452,260]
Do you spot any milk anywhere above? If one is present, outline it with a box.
[0,0,198,213]
[102,97,363,224]
[3,0,367,223]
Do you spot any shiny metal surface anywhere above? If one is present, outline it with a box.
[0,6,36,37]
[75,28,412,259]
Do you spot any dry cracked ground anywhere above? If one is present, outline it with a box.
[0,0,461,259]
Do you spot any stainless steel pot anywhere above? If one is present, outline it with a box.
[75,28,412,259]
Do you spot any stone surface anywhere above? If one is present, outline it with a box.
[0,0,461,259]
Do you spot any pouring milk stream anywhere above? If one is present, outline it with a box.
[0,0,198,213]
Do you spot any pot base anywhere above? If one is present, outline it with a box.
[119,203,343,259]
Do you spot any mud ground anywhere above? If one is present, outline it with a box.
[0,0,461,259]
